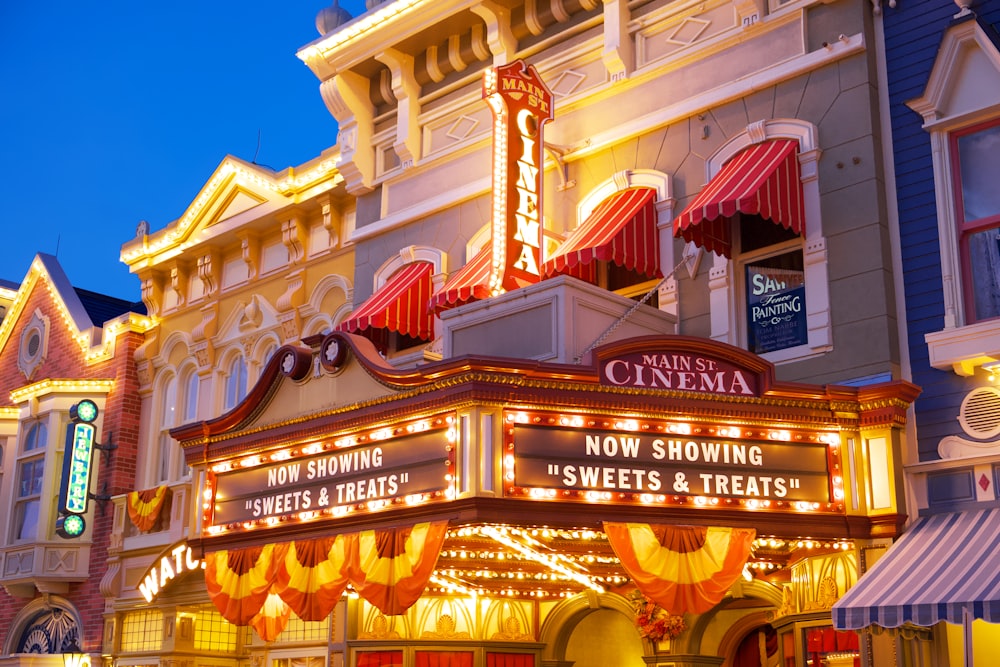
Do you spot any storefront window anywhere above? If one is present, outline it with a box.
[954,119,1000,322]
[486,654,535,667]
[12,422,47,542]
[274,616,329,643]
[193,607,239,652]
[120,609,164,653]
[356,651,403,667]
[804,626,859,666]
[274,658,326,667]
[414,651,474,667]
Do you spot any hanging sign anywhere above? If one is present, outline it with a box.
[745,263,808,354]
[56,399,100,538]
[483,60,554,293]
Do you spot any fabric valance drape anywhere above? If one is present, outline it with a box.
[204,521,448,640]
[126,485,170,532]
[604,522,755,615]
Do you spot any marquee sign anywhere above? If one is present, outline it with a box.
[483,59,554,293]
[138,542,204,603]
[208,425,454,529]
[600,349,762,397]
[504,411,842,511]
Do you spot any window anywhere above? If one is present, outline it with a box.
[155,376,177,484]
[18,310,49,381]
[739,216,807,354]
[120,609,164,653]
[687,120,829,363]
[908,19,1000,374]
[952,119,1000,323]
[224,355,248,410]
[193,606,239,652]
[183,370,199,423]
[13,422,47,542]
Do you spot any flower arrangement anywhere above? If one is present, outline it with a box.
[631,593,686,642]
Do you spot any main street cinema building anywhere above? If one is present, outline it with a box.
[109,0,916,666]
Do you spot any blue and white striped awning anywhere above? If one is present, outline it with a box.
[832,508,1000,630]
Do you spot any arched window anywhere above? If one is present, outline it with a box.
[13,422,47,542]
[9,596,83,654]
[183,370,199,423]
[675,119,830,363]
[224,355,248,410]
[155,375,178,484]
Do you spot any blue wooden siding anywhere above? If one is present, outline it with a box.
[883,3,1000,462]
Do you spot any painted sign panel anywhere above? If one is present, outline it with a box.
[600,350,761,396]
[746,262,807,353]
[510,424,832,503]
[211,430,452,526]
[483,60,554,292]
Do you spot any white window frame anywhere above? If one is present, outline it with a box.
[153,373,178,485]
[223,352,248,411]
[12,421,48,543]
[703,119,831,364]
[908,19,1000,375]
[573,170,679,316]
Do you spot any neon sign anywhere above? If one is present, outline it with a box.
[56,400,99,538]
[138,543,205,603]
[483,60,554,293]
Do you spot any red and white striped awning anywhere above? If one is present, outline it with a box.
[428,246,492,314]
[542,187,660,280]
[673,139,804,258]
[337,261,434,346]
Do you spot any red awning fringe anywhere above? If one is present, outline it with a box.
[673,139,804,258]
[428,246,493,313]
[337,261,435,347]
[543,187,660,280]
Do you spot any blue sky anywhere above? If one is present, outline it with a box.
[0,0,365,300]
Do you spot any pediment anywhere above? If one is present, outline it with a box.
[206,187,267,227]
[908,18,1000,123]
[121,156,291,265]
[0,254,99,377]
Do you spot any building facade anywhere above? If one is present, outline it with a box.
[0,255,146,665]
[107,0,923,666]
[832,3,1000,665]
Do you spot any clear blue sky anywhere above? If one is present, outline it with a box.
[0,0,366,301]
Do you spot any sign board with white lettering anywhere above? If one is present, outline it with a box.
[599,349,762,397]
[746,262,808,353]
[210,431,451,526]
[483,59,554,292]
[509,424,832,503]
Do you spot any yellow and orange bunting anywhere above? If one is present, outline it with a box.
[126,485,170,532]
[274,536,352,622]
[604,522,755,616]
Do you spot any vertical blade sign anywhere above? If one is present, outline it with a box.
[483,60,554,294]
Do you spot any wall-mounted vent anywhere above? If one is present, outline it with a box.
[959,387,1000,440]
